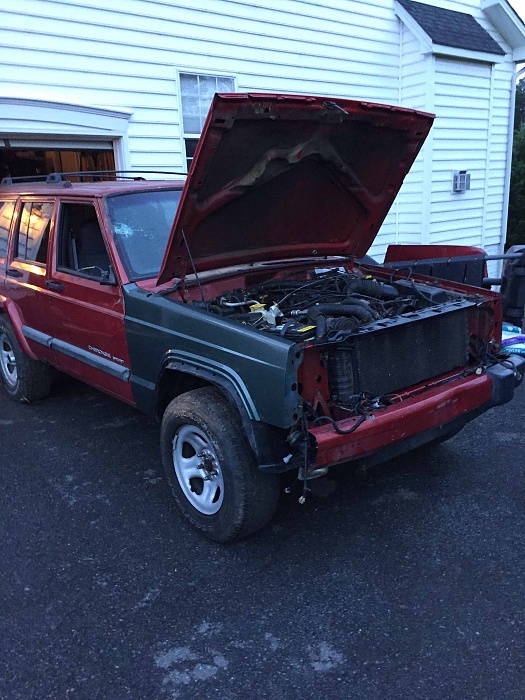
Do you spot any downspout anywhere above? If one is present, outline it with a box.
[499,64,525,265]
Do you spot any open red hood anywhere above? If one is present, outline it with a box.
[158,93,433,284]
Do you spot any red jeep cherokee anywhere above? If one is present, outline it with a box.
[0,93,523,542]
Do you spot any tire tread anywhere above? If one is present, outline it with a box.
[160,387,279,542]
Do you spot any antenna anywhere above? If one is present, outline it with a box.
[181,228,205,303]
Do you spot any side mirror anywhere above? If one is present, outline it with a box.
[100,265,117,287]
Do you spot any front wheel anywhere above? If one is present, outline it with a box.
[160,387,279,543]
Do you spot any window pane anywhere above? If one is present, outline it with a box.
[185,138,199,172]
[16,202,53,264]
[0,201,15,259]
[180,73,198,97]
[217,77,234,93]
[198,75,218,130]
[182,95,201,134]
[57,203,111,279]
[106,189,183,280]
[180,73,201,133]
[180,73,234,137]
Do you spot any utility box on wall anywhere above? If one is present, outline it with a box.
[452,170,471,194]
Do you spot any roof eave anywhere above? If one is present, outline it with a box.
[482,0,525,52]
[394,2,433,53]
[395,0,508,63]
[431,44,506,63]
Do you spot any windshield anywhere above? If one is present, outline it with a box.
[106,189,182,280]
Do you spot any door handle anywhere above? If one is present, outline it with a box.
[6,268,22,278]
[45,280,64,292]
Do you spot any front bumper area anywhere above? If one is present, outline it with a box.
[311,355,525,469]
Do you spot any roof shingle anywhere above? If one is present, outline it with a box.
[397,0,506,56]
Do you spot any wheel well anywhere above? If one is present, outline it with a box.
[156,366,291,471]
[156,369,213,419]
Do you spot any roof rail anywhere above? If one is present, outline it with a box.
[1,170,187,186]
[1,174,49,186]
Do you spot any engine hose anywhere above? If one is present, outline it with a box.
[307,303,374,323]
[327,317,360,332]
[315,314,327,340]
[343,296,380,319]
[346,277,399,300]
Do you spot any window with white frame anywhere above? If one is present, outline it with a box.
[180,73,235,172]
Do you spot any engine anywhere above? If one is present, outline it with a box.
[205,268,461,342]
[202,268,484,414]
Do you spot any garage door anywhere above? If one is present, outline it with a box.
[1,138,115,180]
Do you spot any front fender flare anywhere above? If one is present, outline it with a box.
[162,354,260,421]
[160,358,290,470]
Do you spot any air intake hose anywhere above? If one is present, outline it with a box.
[346,277,399,300]
[307,304,374,323]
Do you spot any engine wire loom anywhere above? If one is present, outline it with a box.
[205,268,434,341]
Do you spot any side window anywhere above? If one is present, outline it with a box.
[15,201,53,265]
[0,200,15,260]
[57,203,111,280]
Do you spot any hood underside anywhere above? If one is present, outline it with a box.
[158,93,433,285]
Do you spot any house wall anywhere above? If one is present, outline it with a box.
[397,6,516,272]
[397,23,430,248]
[0,0,400,168]
[0,0,518,263]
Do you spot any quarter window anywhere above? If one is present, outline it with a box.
[15,201,53,265]
[180,72,234,171]
[0,200,15,259]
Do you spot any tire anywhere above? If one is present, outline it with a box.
[0,317,52,403]
[160,387,280,543]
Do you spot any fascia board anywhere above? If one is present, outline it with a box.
[394,2,433,53]
[482,0,525,50]
[432,44,505,63]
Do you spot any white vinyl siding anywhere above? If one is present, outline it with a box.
[396,23,431,251]
[0,0,519,261]
[0,0,401,175]
[430,59,492,247]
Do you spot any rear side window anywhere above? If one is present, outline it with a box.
[15,201,54,265]
[0,200,15,259]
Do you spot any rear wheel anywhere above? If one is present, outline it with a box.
[0,318,52,402]
[160,387,279,542]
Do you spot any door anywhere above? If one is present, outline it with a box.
[38,200,134,404]
[4,198,57,366]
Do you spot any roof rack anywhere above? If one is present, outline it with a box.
[0,170,187,186]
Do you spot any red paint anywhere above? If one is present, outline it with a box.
[158,93,434,284]
[0,191,158,405]
[313,374,492,467]
[384,244,487,263]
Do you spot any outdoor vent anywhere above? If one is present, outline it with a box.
[452,170,471,194]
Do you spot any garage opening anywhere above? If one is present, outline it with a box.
[0,140,115,181]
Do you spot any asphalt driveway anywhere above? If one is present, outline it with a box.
[1,375,525,699]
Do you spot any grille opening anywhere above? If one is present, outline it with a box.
[327,307,469,401]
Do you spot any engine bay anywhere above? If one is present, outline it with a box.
[204,267,472,344]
